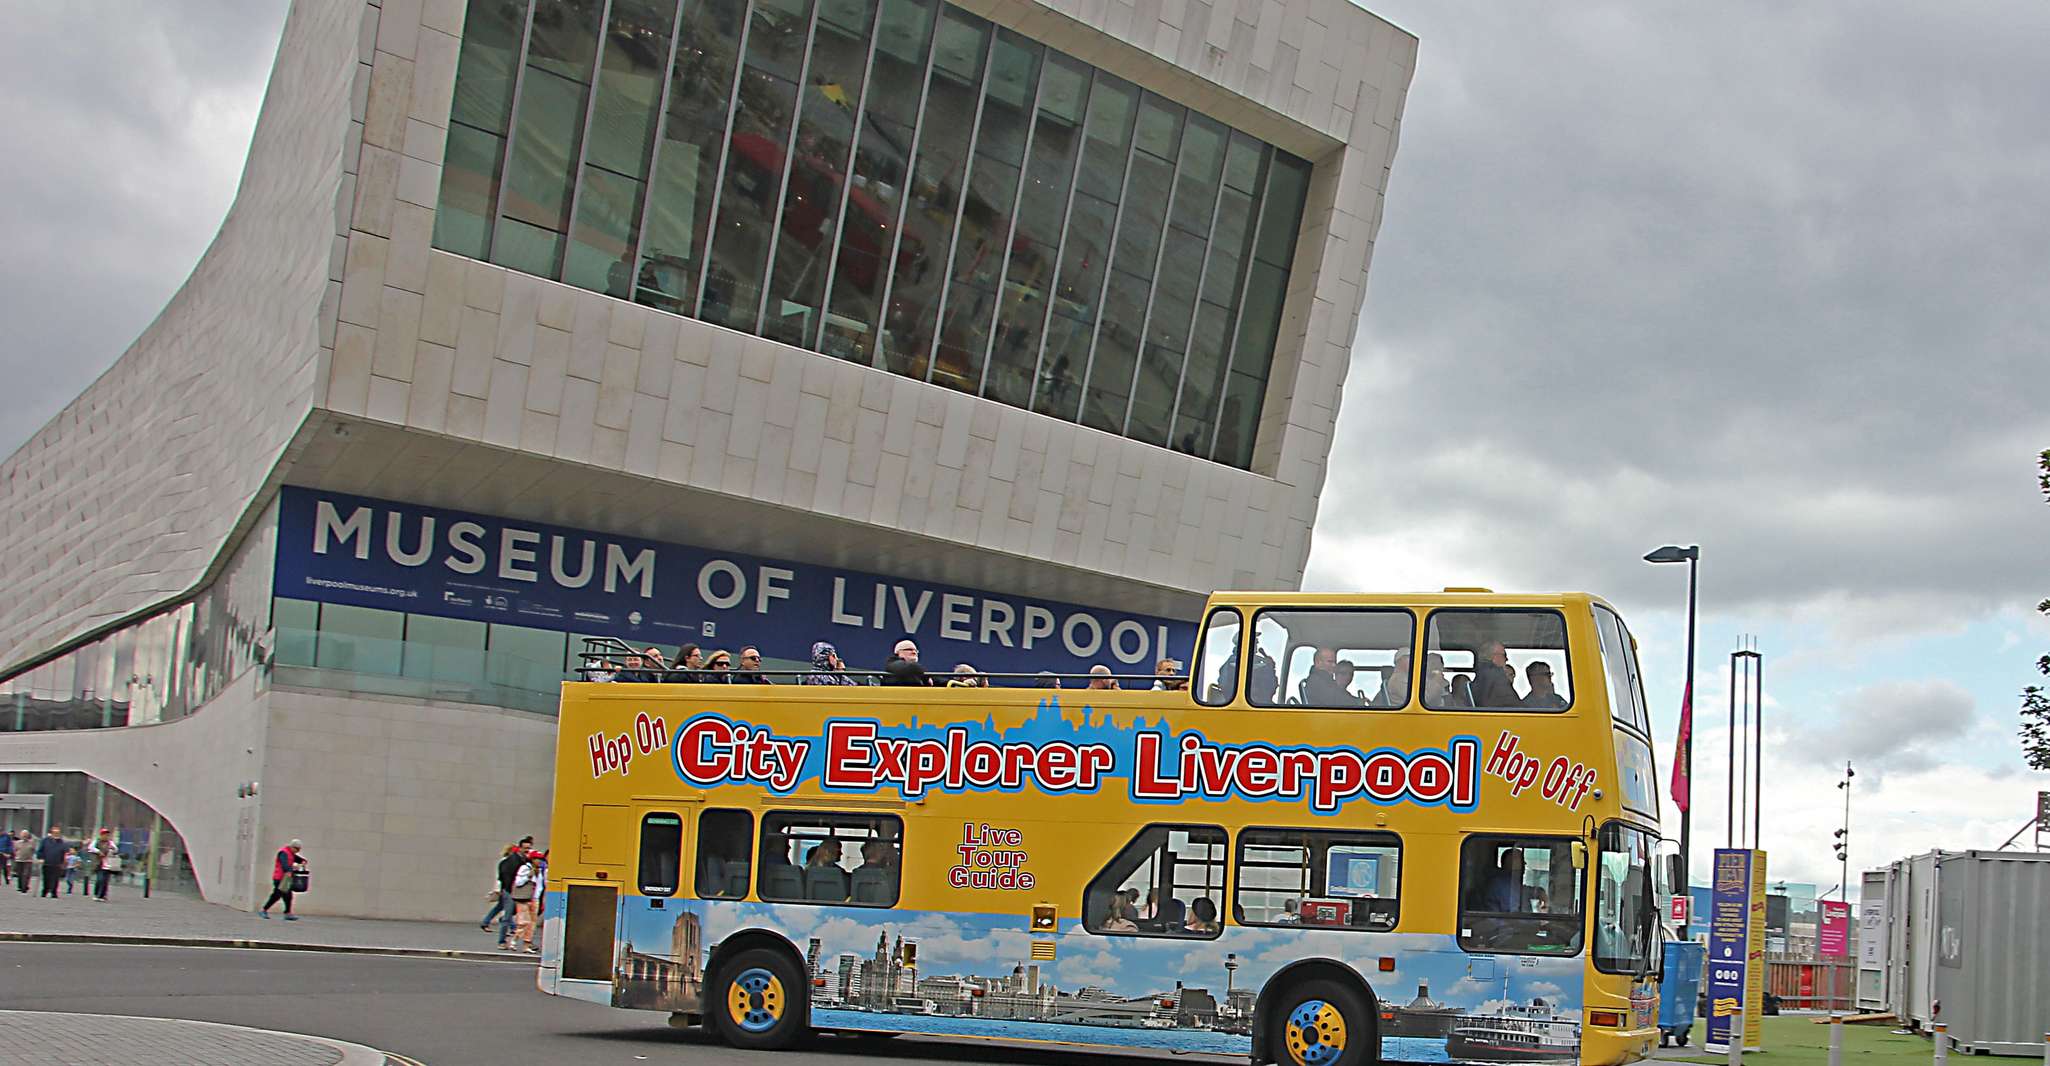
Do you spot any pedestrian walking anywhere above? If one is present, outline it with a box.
[482,836,532,942]
[36,825,67,898]
[0,832,12,887]
[260,839,304,920]
[11,830,35,894]
[85,828,122,901]
[507,849,546,952]
[63,846,81,894]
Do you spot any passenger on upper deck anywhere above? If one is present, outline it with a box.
[1300,647,1352,706]
[1422,653,1452,704]
[1377,651,1412,707]
[1088,665,1118,690]
[1470,641,1521,708]
[674,643,706,682]
[1521,661,1565,709]
[881,640,932,686]
[801,642,858,686]
[733,646,773,684]
[947,664,985,687]
[1150,658,1187,691]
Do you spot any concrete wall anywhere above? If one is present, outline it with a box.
[258,683,555,921]
[0,2,361,673]
[0,669,270,907]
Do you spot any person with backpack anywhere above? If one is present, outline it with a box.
[260,839,304,920]
[506,849,547,953]
[84,828,122,901]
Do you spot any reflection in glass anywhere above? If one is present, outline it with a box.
[563,0,678,294]
[434,0,529,258]
[635,0,746,313]
[930,30,1038,394]
[434,0,1317,470]
[760,0,881,347]
[819,0,938,361]
[980,52,1087,409]
[875,8,990,379]
[1031,76,1134,421]
[495,0,603,277]
[700,0,817,331]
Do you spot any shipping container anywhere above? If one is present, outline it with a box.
[1880,850,2049,1057]
[1856,868,1888,1011]
[1929,851,2050,1056]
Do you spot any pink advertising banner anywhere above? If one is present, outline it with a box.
[1819,900,1852,958]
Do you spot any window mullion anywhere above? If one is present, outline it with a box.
[809,0,890,352]
[751,0,829,332]
[923,27,998,383]
[557,0,617,281]
[1118,127,1190,436]
[1203,145,1273,461]
[627,0,691,303]
[1163,144,1233,439]
[974,49,1047,397]
[1023,67,1097,413]
[692,0,763,319]
[485,0,541,263]
[1071,93,1143,409]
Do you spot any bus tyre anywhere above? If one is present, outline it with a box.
[1268,977,1373,1066]
[712,948,807,1050]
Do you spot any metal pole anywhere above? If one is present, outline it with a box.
[1727,1009,1745,1066]
[1728,650,1738,849]
[1752,649,1764,851]
[1682,551,1697,891]
[1829,1015,1844,1066]
[1934,1023,1948,1066]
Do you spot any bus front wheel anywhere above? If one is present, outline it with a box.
[711,947,807,1051]
[1267,977,1374,1066]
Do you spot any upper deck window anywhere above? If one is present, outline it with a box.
[1247,609,1416,709]
[1194,609,1242,707]
[1422,609,1573,712]
[1592,605,1650,734]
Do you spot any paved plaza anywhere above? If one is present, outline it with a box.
[0,1010,389,1066]
[0,883,516,960]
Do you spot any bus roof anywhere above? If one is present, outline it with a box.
[1204,590,1612,612]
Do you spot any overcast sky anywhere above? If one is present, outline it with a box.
[3,3,2047,897]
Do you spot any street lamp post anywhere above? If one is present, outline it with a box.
[1645,545,1700,890]
[1832,763,1854,898]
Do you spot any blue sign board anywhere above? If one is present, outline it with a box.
[275,486,1197,677]
[1704,848,1752,1050]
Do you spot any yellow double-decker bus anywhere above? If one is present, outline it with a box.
[538,591,1671,1066]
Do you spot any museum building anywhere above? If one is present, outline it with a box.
[0,0,1413,918]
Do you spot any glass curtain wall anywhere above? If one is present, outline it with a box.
[435,0,1313,471]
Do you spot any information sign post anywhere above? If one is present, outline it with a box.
[1706,847,1768,1053]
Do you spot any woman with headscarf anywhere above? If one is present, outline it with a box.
[800,641,858,685]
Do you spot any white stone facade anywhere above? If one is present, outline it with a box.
[0,0,1412,918]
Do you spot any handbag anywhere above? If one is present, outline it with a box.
[290,862,310,894]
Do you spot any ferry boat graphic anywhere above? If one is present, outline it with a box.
[1444,998,1580,1063]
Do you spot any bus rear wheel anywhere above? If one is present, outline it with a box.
[1267,977,1374,1066]
[711,948,807,1051]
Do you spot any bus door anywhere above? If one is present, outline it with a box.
[608,807,711,1014]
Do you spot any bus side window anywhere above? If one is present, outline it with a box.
[1456,835,1585,957]
[639,812,684,897]
[1234,828,1401,930]
[1423,609,1573,712]
[758,812,903,907]
[1194,609,1242,707]
[694,808,754,899]
[1082,825,1227,939]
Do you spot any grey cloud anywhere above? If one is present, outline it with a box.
[1819,678,1978,775]
[1308,2,2050,623]
[0,4,285,458]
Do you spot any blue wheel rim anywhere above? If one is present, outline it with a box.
[728,966,785,1034]
[1286,998,1348,1066]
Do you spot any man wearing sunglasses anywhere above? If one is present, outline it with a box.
[733,646,774,684]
